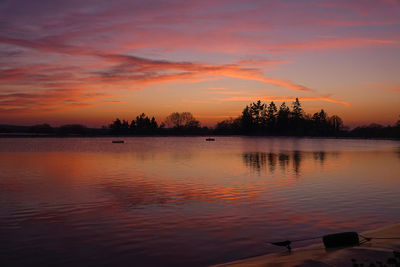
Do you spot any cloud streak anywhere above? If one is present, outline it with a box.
[99,54,314,92]
[219,95,351,106]
[0,89,115,113]
[3,27,397,93]
[0,35,314,92]
[267,36,400,53]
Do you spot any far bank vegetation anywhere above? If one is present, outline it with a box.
[1,98,399,138]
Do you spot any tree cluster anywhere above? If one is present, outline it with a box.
[109,113,159,134]
[165,112,200,129]
[349,121,400,139]
[108,112,204,135]
[215,98,345,136]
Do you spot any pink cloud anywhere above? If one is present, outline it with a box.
[96,54,314,92]
[219,95,351,106]
[0,35,313,92]
[0,89,116,114]
[237,59,290,66]
[268,36,399,53]
[205,90,249,95]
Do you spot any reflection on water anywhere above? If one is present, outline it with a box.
[0,137,399,266]
[293,151,301,174]
[279,153,289,171]
[313,151,326,164]
[243,150,327,175]
[243,152,268,173]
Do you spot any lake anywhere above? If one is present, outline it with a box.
[0,137,399,266]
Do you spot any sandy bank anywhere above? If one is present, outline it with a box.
[214,223,400,267]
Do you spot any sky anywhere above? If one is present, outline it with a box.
[0,0,399,127]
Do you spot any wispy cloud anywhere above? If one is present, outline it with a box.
[0,89,115,113]
[98,54,314,92]
[267,36,399,53]
[219,95,351,106]
[0,36,93,56]
[236,59,290,66]
[0,35,314,92]
[205,90,249,95]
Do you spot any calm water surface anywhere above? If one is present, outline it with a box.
[0,137,399,266]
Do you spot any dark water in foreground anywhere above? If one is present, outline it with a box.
[0,137,399,266]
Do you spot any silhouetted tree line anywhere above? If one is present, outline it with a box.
[215,98,347,136]
[349,121,400,139]
[108,112,208,135]
[0,100,398,138]
[109,113,160,135]
[0,123,104,136]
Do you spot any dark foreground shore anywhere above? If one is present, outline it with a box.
[214,223,400,267]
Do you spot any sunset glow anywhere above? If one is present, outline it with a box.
[1,0,399,127]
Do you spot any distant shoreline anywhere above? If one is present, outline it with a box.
[0,133,399,141]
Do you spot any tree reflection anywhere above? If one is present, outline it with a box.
[313,151,326,164]
[242,152,267,173]
[292,151,302,175]
[243,151,305,174]
[268,153,277,173]
[243,150,330,175]
[278,153,290,171]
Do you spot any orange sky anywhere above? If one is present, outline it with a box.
[0,0,399,127]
